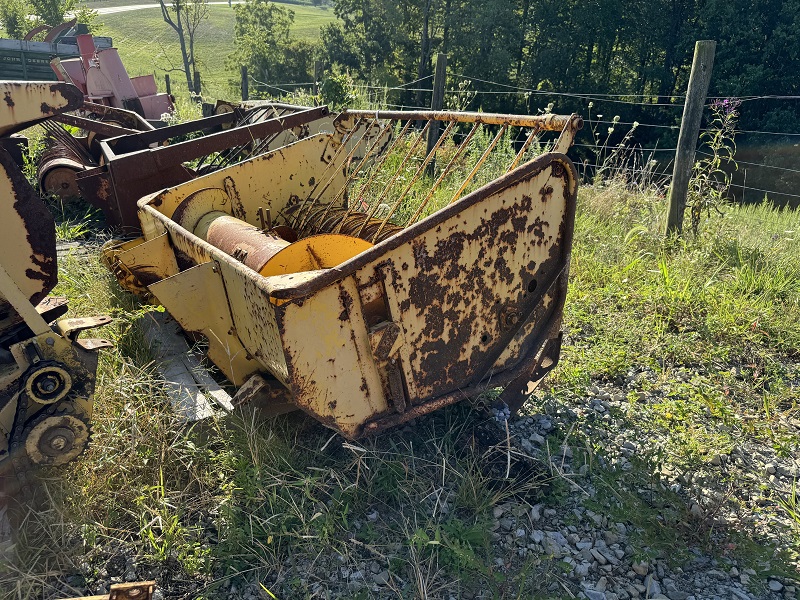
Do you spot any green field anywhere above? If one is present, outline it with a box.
[93,2,335,100]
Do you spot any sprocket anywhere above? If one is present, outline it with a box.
[22,401,91,467]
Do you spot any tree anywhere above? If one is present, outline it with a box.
[74,2,101,33]
[159,0,209,94]
[29,0,74,27]
[0,0,29,38]
[229,0,318,87]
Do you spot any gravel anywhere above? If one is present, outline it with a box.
[6,363,799,599]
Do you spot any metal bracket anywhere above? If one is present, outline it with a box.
[55,316,113,342]
[232,373,296,417]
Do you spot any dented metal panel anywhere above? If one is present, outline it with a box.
[104,109,581,438]
[0,82,109,495]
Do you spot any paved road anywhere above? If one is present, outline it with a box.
[93,1,244,15]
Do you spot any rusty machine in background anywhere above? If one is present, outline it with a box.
[37,101,155,201]
[76,102,336,231]
[104,108,583,438]
[35,100,338,225]
[0,82,111,497]
[51,34,173,120]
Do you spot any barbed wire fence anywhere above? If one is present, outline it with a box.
[240,63,800,217]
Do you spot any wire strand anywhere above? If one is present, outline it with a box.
[695,150,800,175]
[450,73,686,107]
[728,182,800,198]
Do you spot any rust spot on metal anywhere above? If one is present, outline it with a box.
[338,288,354,321]
[3,93,14,108]
[1,150,57,303]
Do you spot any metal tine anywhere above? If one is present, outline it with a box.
[215,106,287,167]
[354,120,431,238]
[301,119,392,233]
[41,120,94,164]
[373,120,456,242]
[300,117,396,234]
[291,117,368,229]
[506,125,542,173]
[246,112,292,159]
[404,122,481,227]
[448,124,508,205]
[333,119,414,234]
[206,106,288,171]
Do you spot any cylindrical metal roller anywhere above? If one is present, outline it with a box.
[38,158,83,199]
[195,212,291,273]
[296,205,403,243]
[191,210,373,277]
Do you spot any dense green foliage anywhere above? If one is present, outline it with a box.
[229,0,320,88]
[0,0,98,36]
[29,0,75,27]
[320,0,800,131]
[0,0,28,38]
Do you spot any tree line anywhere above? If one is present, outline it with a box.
[233,0,800,135]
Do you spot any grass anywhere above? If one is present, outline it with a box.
[93,2,335,100]
[3,108,800,597]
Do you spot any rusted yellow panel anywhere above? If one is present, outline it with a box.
[368,159,574,398]
[148,262,262,385]
[0,152,58,310]
[280,277,389,437]
[216,259,291,385]
[103,234,178,295]
[0,81,83,136]
[145,135,351,222]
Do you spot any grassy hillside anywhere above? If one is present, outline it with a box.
[95,2,335,100]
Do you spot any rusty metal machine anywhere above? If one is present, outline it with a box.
[104,108,582,438]
[37,102,154,200]
[0,82,111,497]
[51,34,173,120]
[76,102,339,231]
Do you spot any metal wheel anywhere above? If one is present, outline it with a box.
[24,404,90,467]
[23,362,72,405]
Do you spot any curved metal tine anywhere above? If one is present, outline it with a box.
[253,108,293,161]
[206,107,283,170]
[448,124,507,205]
[333,119,414,234]
[293,124,384,233]
[404,122,480,227]
[206,106,286,170]
[373,120,456,242]
[290,117,367,229]
[306,117,396,232]
[297,117,395,233]
[506,124,542,173]
[355,120,431,238]
[42,120,94,164]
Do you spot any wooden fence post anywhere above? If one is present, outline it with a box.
[241,66,248,101]
[665,40,716,236]
[426,53,447,174]
[164,74,171,96]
